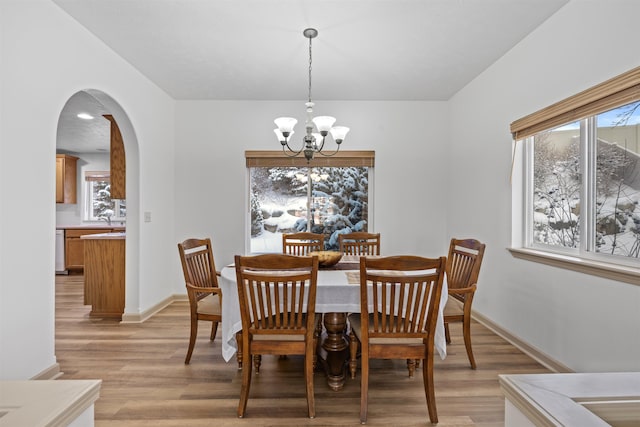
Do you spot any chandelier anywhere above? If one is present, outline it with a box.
[274,28,349,162]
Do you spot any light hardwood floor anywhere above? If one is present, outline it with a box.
[55,274,550,426]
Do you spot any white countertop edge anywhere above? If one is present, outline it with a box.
[57,225,125,230]
[80,232,125,240]
[499,372,640,427]
[0,379,101,427]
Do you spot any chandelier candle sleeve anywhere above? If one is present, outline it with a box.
[274,28,349,162]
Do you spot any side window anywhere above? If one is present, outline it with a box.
[523,100,640,261]
[84,171,126,223]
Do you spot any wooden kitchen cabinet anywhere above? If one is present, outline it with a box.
[83,234,125,319]
[65,228,121,270]
[103,115,126,199]
[56,154,78,204]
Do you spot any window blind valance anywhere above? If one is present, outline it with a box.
[84,171,110,181]
[245,150,375,168]
[510,66,640,140]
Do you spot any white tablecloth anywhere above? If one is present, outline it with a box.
[219,264,448,362]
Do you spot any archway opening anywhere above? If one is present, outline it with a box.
[55,89,140,320]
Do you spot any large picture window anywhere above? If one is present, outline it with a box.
[512,66,640,268]
[246,151,374,253]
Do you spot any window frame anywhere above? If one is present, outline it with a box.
[511,67,640,286]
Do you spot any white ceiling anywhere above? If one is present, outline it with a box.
[57,91,111,154]
[53,0,569,152]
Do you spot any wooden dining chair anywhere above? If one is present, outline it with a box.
[338,231,381,256]
[177,238,222,364]
[234,253,319,419]
[348,255,446,424]
[444,238,486,369]
[282,232,324,255]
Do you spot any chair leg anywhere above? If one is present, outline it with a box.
[237,345,253,418]
[305,341,316,418]
[444,321,451,344]
[422,353,438,424]
[253,354,262,374]
[462,314,477,369]
[349,330,358,379]
[184,316,198,364]
[235,331,243,370]
[359,353,369,424]
[313,315,322,370]
[406,358,416,378]
[210,321,218,341]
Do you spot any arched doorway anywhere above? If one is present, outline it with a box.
[56,89,140,319]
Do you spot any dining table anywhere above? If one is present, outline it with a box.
[219,255,449,390]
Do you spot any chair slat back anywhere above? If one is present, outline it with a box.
[235,254,319,335]
[339,232,381,256]
[446,238,485,296]
[360,255,445,340]
[282,232,324,255]
[178,238,218,300]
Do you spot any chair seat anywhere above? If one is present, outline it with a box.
[443,295,463,317]
[197,293,221,316]
[348,313,426,345]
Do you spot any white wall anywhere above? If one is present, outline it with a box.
[174,100,450,268]
[0,0,176,379]
[449,0,640,372]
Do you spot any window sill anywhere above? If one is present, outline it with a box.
[508,248,640,286]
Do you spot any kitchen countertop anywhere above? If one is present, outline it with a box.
[0,379,101,426]
[57,225,125,230]
[500,372,640,426]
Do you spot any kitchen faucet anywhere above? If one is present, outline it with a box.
[99,216,112,226]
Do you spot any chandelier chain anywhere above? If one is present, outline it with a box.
[308,35,313,103]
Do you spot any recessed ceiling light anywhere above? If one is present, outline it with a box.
[77,113,94,120]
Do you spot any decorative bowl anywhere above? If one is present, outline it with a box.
[308,250,343,267]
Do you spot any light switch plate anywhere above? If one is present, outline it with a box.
[144,212,151,222]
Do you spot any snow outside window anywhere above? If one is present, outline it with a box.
[249,166,371,253]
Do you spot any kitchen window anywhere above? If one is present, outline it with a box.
[246,151,374,253]
[511,66,640,282]
[84,171,126,223]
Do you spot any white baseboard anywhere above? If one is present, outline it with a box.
[472,310,573,373]
[120,294,187,323]
[31,362,62,380]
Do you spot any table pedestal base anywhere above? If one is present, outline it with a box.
[317,312,349,391]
